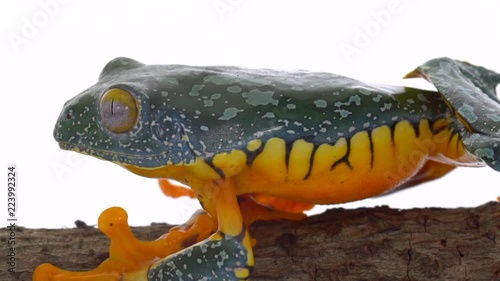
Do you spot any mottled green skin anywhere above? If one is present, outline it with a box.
[148,231,249,281]
[54,57,455,169]
[414,58,500,170]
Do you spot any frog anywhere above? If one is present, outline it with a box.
[34,57,500,280]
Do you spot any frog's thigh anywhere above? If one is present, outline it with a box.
[251,194,315,214]
[394,160,455,191]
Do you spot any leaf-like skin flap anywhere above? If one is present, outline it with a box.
[407,57,500,170]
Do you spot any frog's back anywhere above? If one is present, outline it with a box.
[105,61,449,157]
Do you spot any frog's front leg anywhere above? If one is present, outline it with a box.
[33,207,216,281]
[148,178,254,281]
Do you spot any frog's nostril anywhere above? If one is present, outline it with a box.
[66,113,72,119]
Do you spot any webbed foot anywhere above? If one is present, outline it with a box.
[33,207,215,281]
[147,178,256,280]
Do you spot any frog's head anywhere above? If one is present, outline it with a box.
[53,57,196,170]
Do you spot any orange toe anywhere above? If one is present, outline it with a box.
[159,179,195,198]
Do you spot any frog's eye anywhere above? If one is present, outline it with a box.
[99,88,139,133]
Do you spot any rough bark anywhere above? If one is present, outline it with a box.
[3,202,499,281]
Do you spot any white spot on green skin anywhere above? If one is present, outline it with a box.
[227,85,242,93]
[380,103,392,112]
[219,107,243,120]
[486,114,500,122]
[334,95,361,107]
[372,95,382,102]
[314,99,327,108]
[164,78,179,85]
[359,88,371,95]
[189,84,204,96]
[335,109,351,119]
[211,93,222,100]
[204,75,234,85]
[286,104,296,109]
[417,93,429,102]
[262,112,275,118]
[458,104,478,123]
[291,86,303,91]
[204,100,214,107]
[475,148,494,159]
[242,89,278,106]
[200,125,209,131]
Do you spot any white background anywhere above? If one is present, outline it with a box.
[2,1,499,229]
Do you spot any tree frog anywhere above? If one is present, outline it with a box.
[34,57,500,280]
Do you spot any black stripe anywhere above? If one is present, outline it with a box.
[389,122,397,146]
[285,140,294,170]
[369,132,374,170]
[205,158,225,178]
[414,121,421,138]
[455,132,461,153]
[331,139,352,170]
[304,145,318,180]
[246,144,264,167]
[446,129,455,146]
[431,119,448,134]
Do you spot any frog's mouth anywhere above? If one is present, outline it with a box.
[58,141,170,167]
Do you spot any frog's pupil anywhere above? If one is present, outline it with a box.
[111,99,114,115]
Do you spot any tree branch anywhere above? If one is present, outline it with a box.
[4,202,500,281]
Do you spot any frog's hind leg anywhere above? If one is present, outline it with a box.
[380,160,456,196]
[148,178,254,281]
[406,57,500,171]
[251,193,315,214]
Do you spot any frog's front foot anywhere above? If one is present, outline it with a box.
[33,207,215,281]
[148,229,253,280]
[147,178,257,280]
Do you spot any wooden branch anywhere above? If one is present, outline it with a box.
[4,202,499,281]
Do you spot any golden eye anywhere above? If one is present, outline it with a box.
[99,88,139,133]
